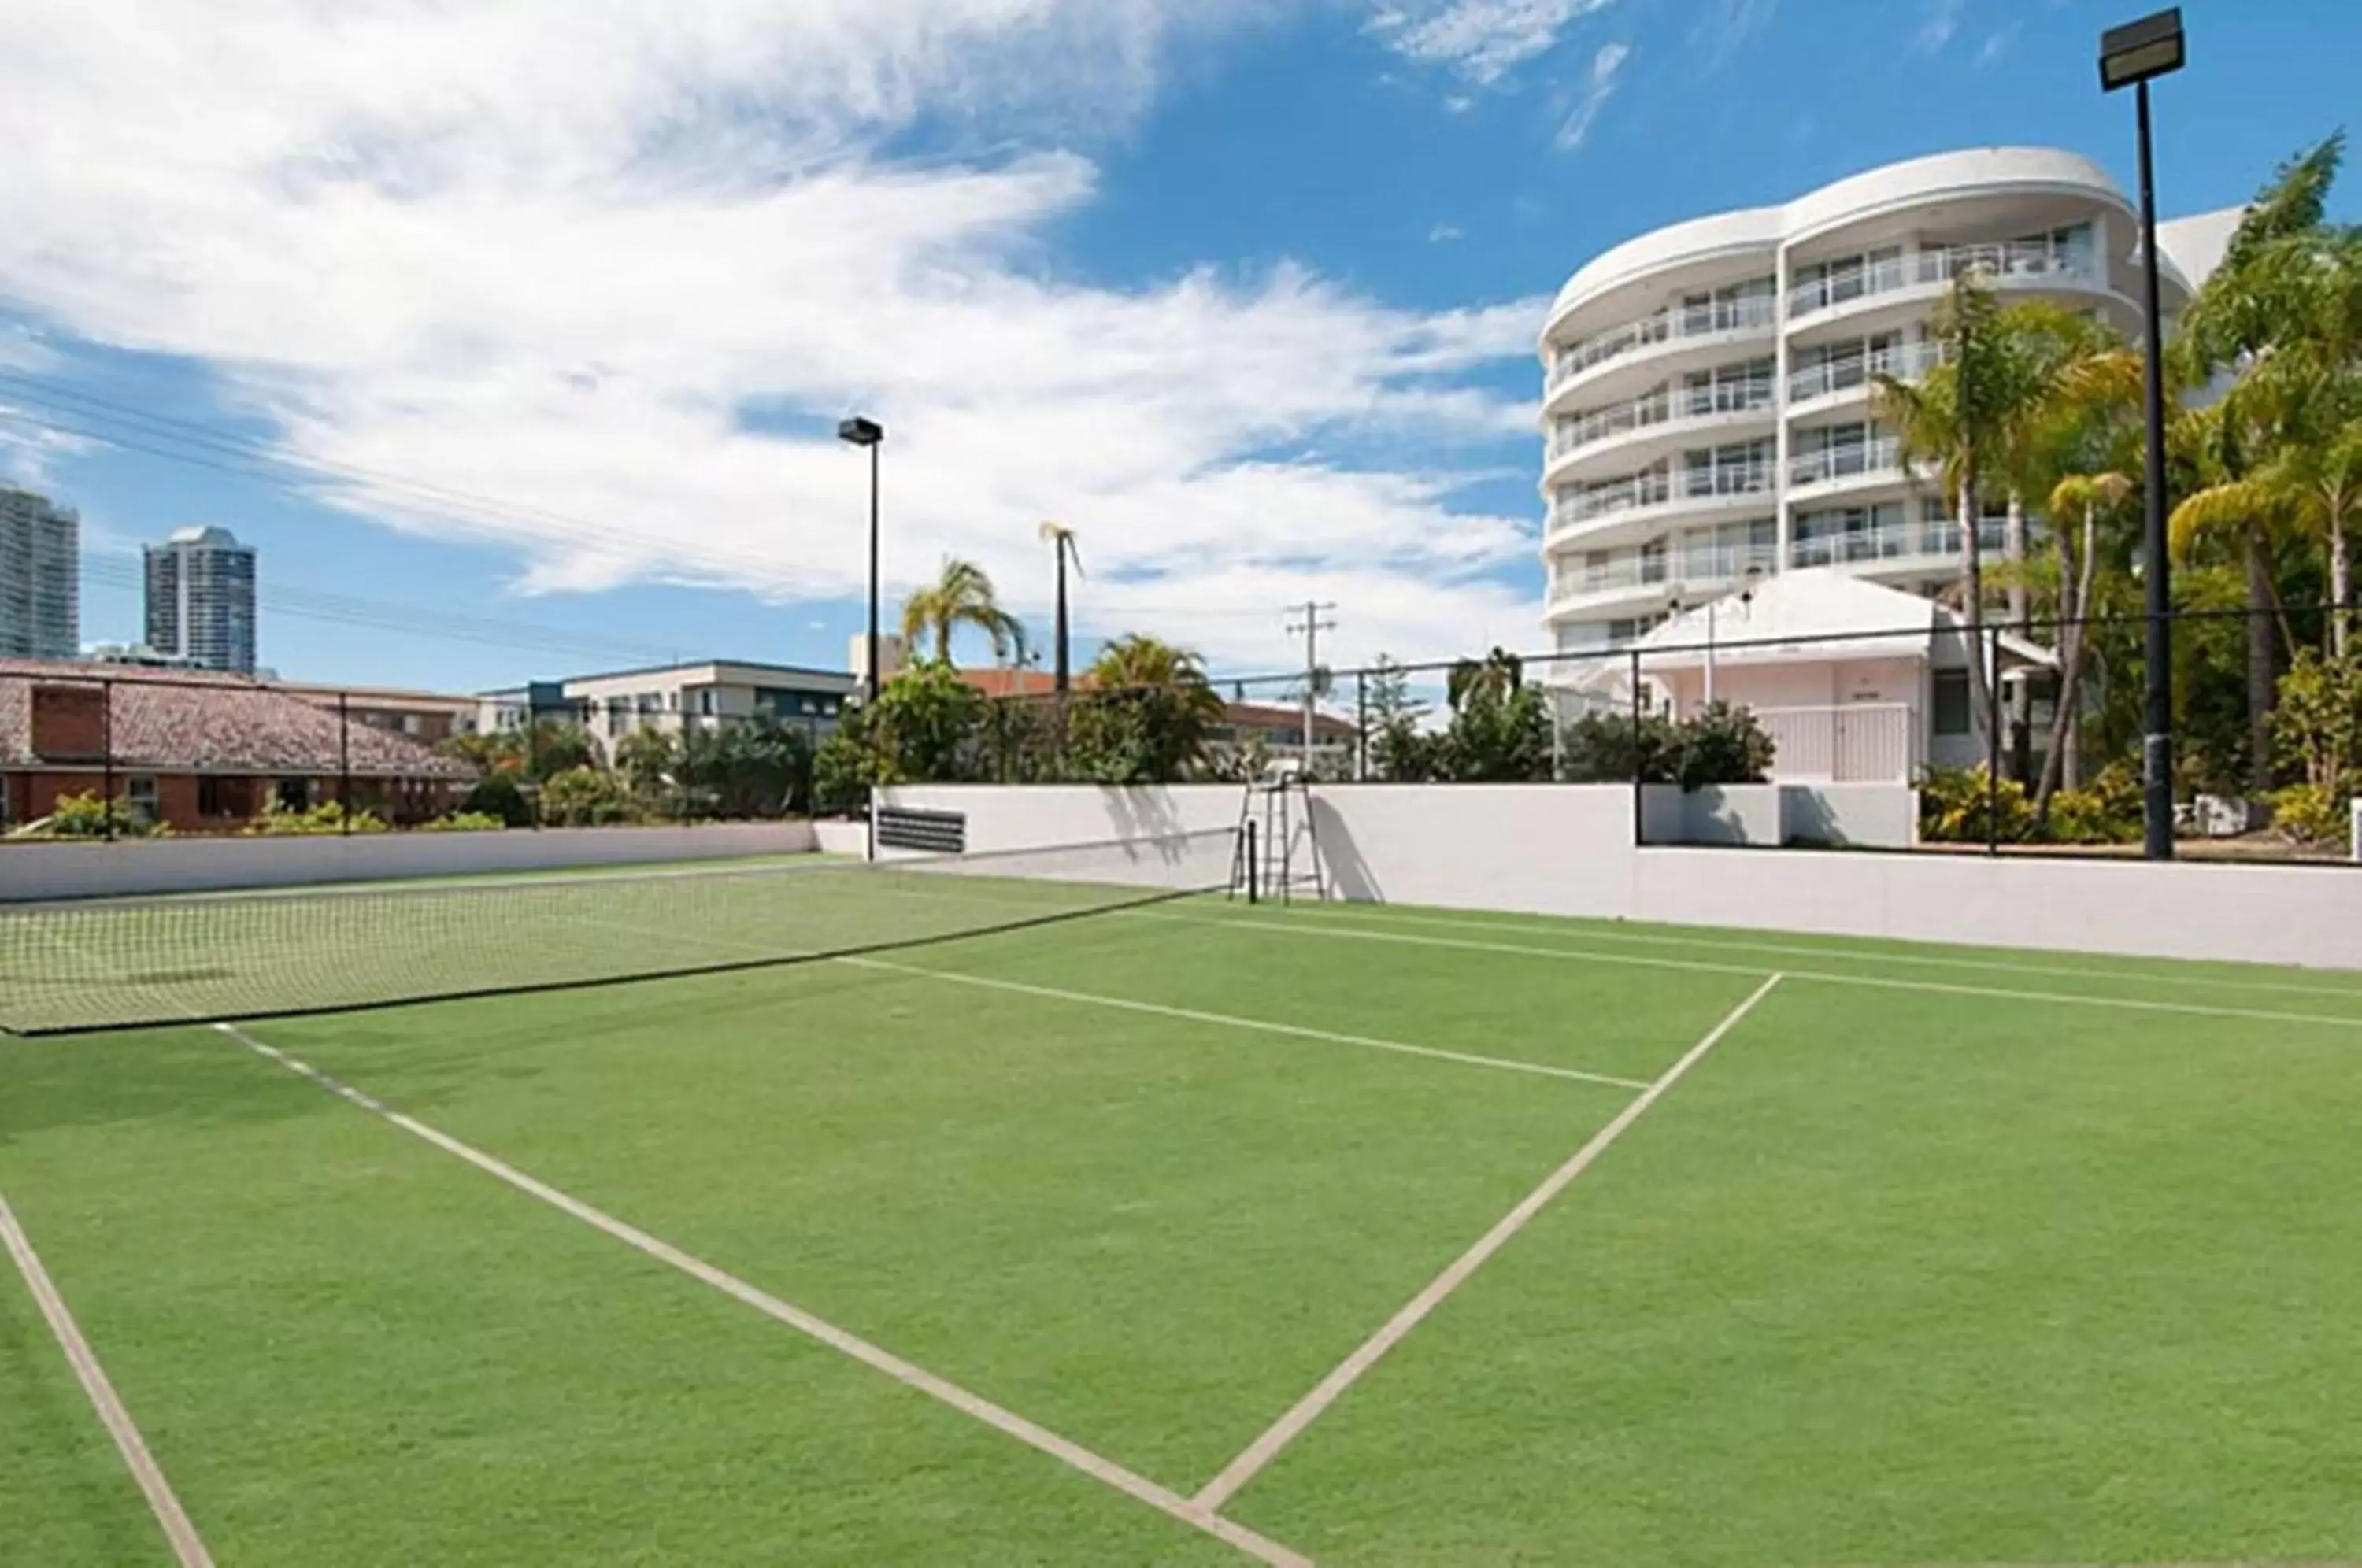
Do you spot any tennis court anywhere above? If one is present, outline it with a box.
[6,835,2362,1566]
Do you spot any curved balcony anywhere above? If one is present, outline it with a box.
[1788,435,1908,496]
[1789,517,2006,576]
[1786,242,2105,335]
[1547,467,1776,553]
[1546,392,1775,483]
[1786,341,1944,416]
[1545,298,1776,409]
[1546,540,1779,622]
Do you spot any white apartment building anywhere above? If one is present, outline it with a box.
[479,660,857,750]
[146,525,258,673]
[0,485,79,660]
[1539,147,2229,678]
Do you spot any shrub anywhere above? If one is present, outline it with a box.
[1558,711,1677,784]
[249,799,390,835]
[2268,782,2350,845]
[538,766,641,827]
[1671,701,1775,792]
[35,791,167,838]
[418,811,510,833]
[2044,762,2144,845]
[1920,764,2037,844]
[461,774,535,828]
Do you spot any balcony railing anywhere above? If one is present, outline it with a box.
[1672,541,1779,584]
[1786,340,1945,403]
[1549,554,1671,603]
[1789,435,1903,488]
[1788,518,2007,568]
[1786,241,2097,319]
[1550,296,1776,390]
[1557,472,1673,526]
[1551,384,1774,461]
[1551,394,1672,459]
[1684,462,1775,499]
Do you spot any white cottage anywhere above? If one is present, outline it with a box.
[1621,569,2053,782]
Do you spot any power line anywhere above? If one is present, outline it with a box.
[0,372,816,583]
[74,554,691,668]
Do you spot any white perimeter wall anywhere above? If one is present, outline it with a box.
[0,822,817,902]
[879,782,2362,971]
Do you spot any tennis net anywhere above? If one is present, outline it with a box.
[0,829,1239,1035]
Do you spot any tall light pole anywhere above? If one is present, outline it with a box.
[837,416,887,706]
[2101,6,2184,860]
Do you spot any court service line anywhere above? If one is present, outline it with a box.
[1191,972,1786,1514]
[0,1193,214,1568]
[842,956,1652,1091]
[1142,911,2362,1032]
[213,1025,1307,1568]
[1200,901,2362,1004]
[555,908,1649,1092]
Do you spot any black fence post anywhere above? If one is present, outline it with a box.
[1985,624,2002,858]
[1245,817,1259,905]
[1354,669,1368,782]
[101,679,117,841]
[1628,647,1643,849]
[338,691,353,834]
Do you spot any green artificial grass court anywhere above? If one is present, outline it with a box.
[5,874,2362,1565]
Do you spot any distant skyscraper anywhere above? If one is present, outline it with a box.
[145,526,257,673]
[0,484,80,660]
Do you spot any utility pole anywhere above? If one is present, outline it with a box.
[1285,601,1338,775]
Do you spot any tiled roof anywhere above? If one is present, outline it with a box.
[0,660,476,778]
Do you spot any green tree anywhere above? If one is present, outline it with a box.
[2272,649,2362,798]
[1364,655,1435,782]
[539,766,639,827]
[868,660,987,782]
[2169,133,2354,792]
[1437,650,1553,782]
[1068,634,1226,782]
[900,557,1027,665]
[684,714,813,817]
[613,727,679,808]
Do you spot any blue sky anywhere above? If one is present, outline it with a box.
[0,0,2353,693]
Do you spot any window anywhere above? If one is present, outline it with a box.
[698,690,719,716]
[125,775,160,825]
[1932,669,1972,736]
[197,775,251,819]
[402,714,422,736]
[276,778,312,812]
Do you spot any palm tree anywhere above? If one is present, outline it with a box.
[1038,522,1084,693]
[1086,634,1227,778]
[1875,276,2051,754]
[2169,133,2354,790]
[2034,469,2133,809]
[899,557,1027,666]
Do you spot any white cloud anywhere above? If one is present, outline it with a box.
[1912,0,1966,54]
[1690,0,1776,70]
[1368,0,1620,87]
[1428,223,1466,242]
[1554,42,1631,151]
[1975,24,2020,67]
[0,0,1549,671]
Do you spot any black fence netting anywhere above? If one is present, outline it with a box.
[0,667,828,841]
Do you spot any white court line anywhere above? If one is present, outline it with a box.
[1191,974,1786,1514]
[1204,900,2362,1004]
[0,1193,214,1567]
[555,908,1648,1092]
[214,1023,1307,1568]
[1142,911,2362,1032]
[844,956,1651,1091]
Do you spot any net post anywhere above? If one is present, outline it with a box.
[102,678,116,842]
[1245,818,1259,905]
[338,691,353,835]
